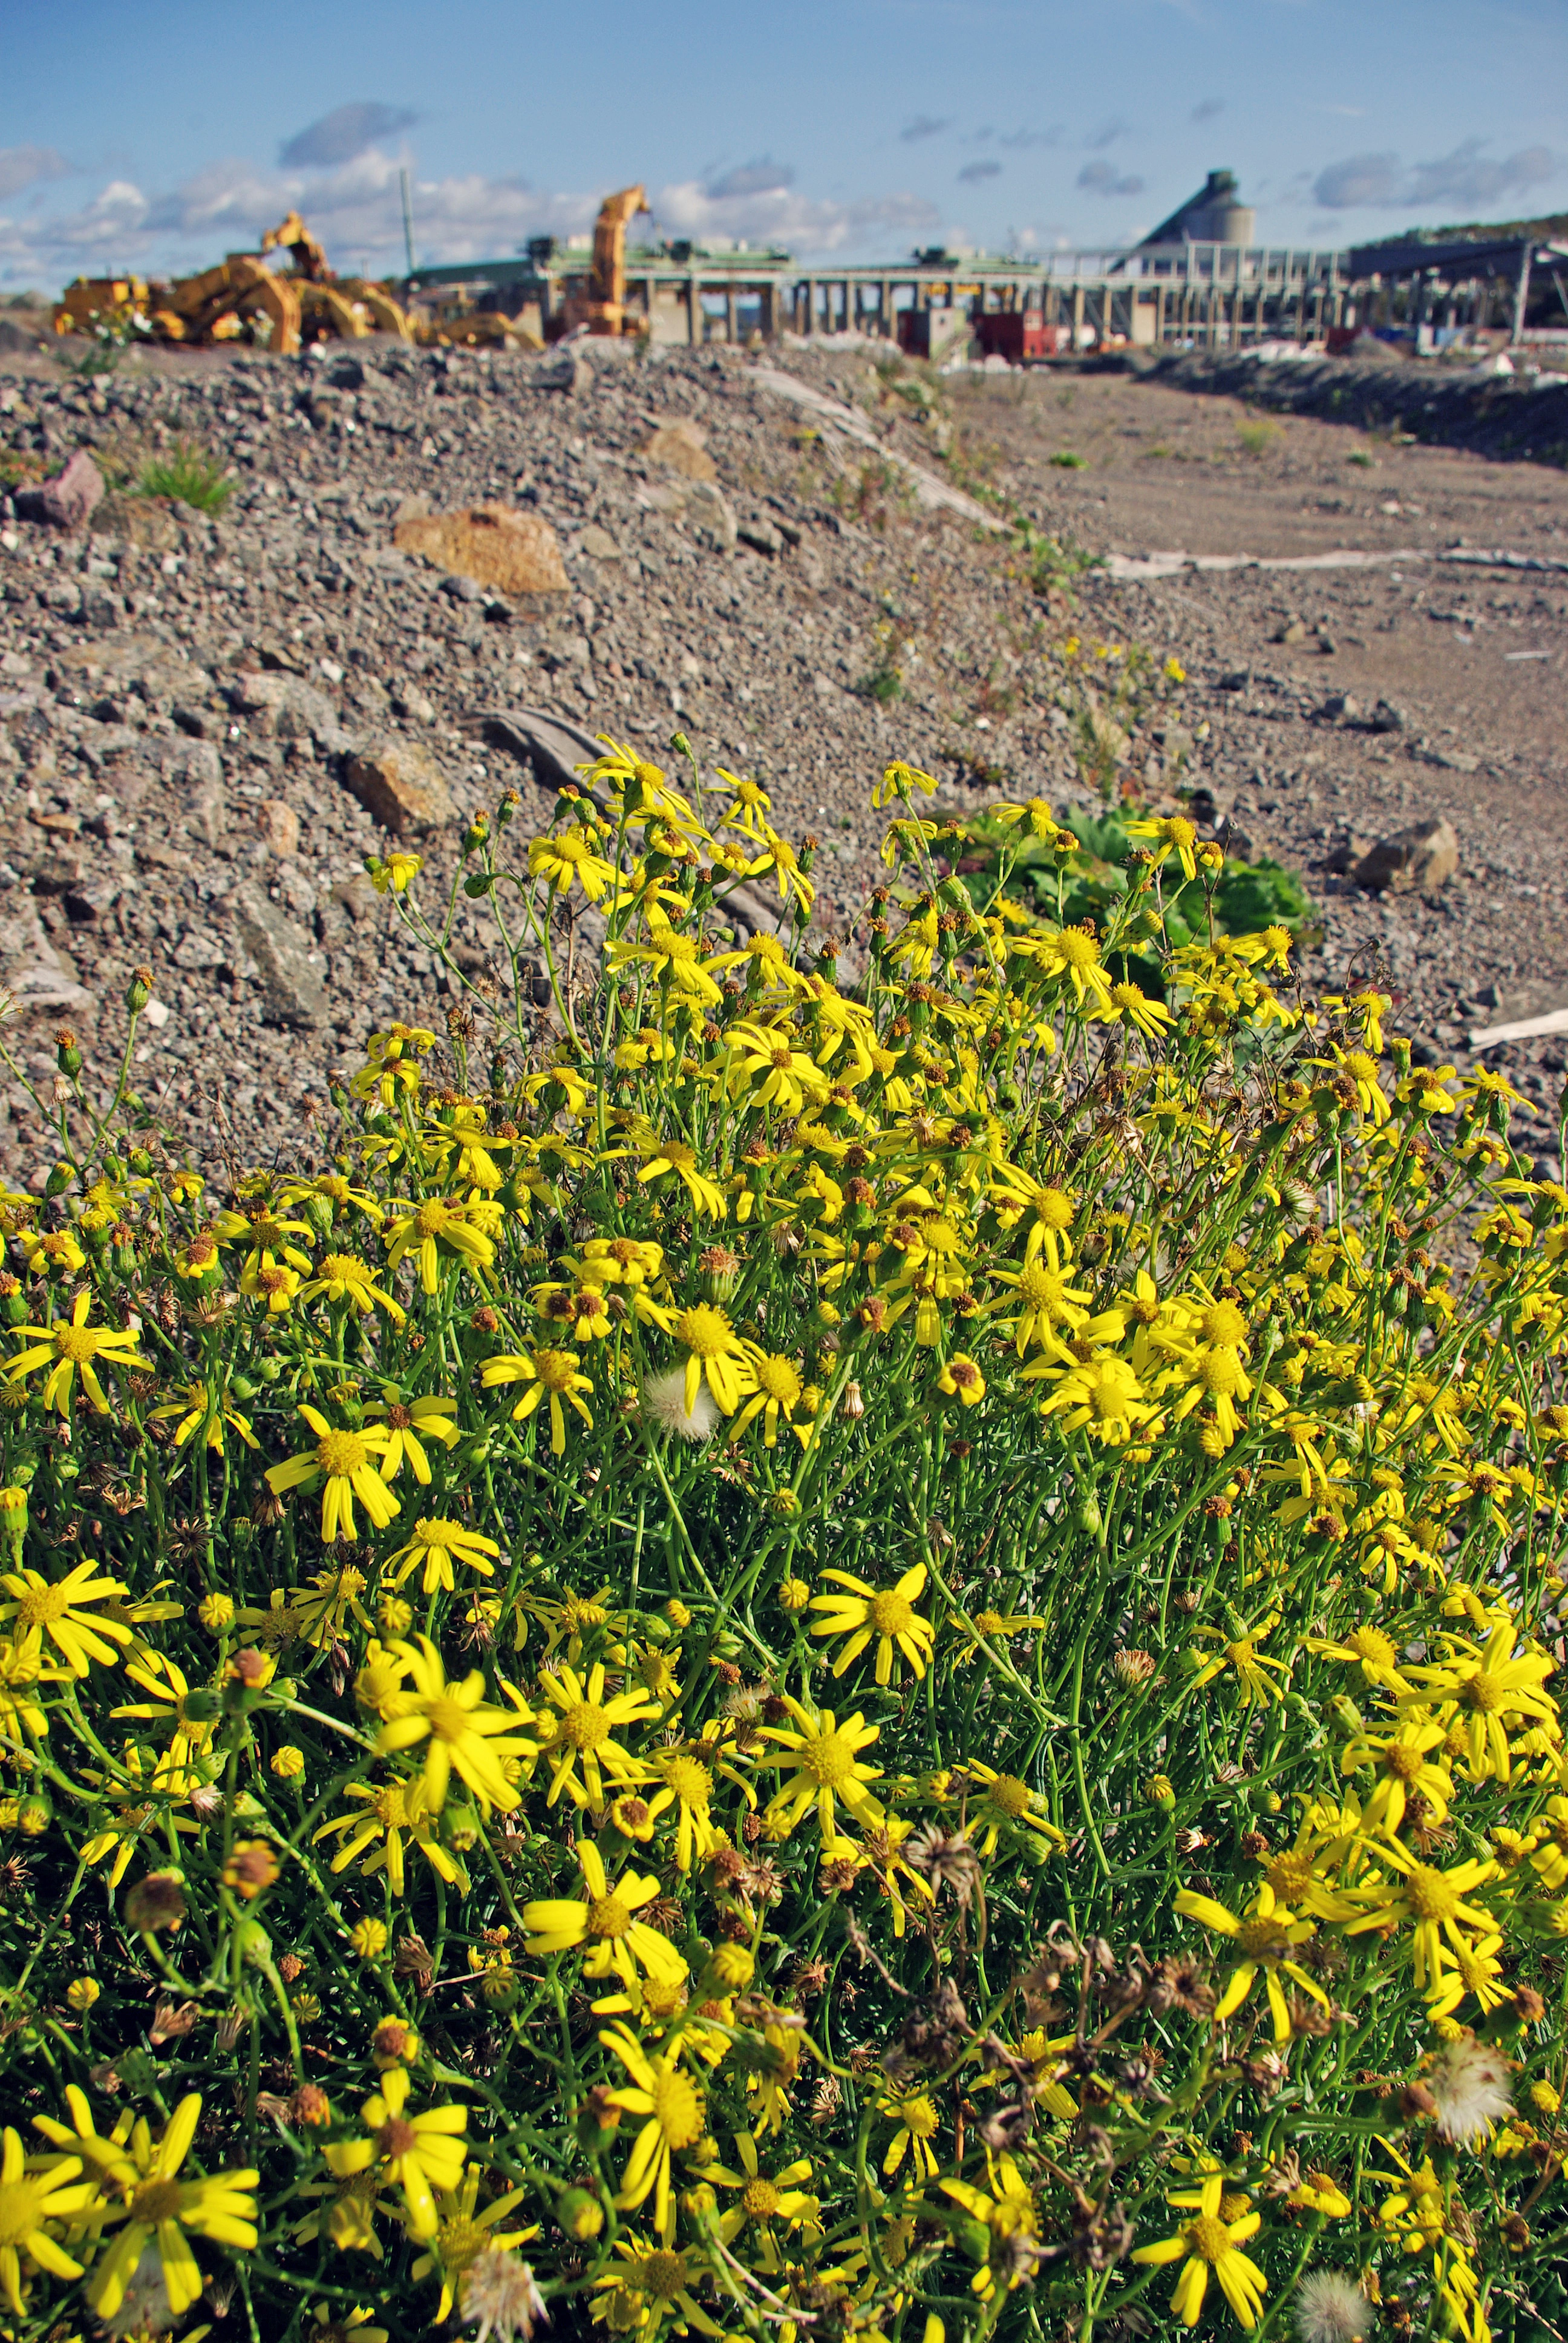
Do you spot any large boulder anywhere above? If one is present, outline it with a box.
[392,503,570,598]
[641,419,717,483]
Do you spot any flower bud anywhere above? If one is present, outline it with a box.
[125,966,153,1013]
[54,1029,81,1078]
[558,2187,604,2242]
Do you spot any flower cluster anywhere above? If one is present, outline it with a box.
[0,726,1564,2343]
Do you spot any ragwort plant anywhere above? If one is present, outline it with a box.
[0,732,1567,2343]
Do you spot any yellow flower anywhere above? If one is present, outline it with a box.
[939,2152,1040,2298]
[1126,813,1199,882]
[960,1761,1068,1857]
[1186,1613,1290,1709]
[1285,2168,1353,2217]
[1340,1716,1452,1835]
[1338,1843,1498,1996]
[322,2066,467,2243]
[33,2089,258,2324]
[6,1289,148,1414]
[1131,2170,1267,2330]
[598,2024,708,2240]
[265,1406,400,1543]
[936,1352,986,1407]
[1034,1351,1157,1444]
[993,795,1057,839]
[367,850,422,894]
[708,2131,816,2260]
[1173,1882,1329,2043]
[314,1775,469,1897]
[641,1301,750,1415]
[576,1236,665,1291]
[299,1252,406,1323]
[376,1636,536,1815]
[529,828,618,900]
[482,1346,595,1453]
[1099,980,1175,1041]
[808,1564,935,1686]
[590,2238,725,2340]
[350,1918,390,1959]
[0,1559,132,1677]
[0,2123,96,2315]
[757,1694,884,1841]
[386,1517,502,1595]
[1403,1620,1558,1783]
[410,2169,540,2324]
[877,2088,941,2181]
[363,1392,460,1484]
[873,759,938,808]
[728,1346,809,1447]
[522,1838,686,1999]
[149,1379,260,1454]
[385,1196,498,1293]
[535,1661,659,1813]
[637,1139,728,1219]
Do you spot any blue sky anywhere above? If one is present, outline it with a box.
[1,0,1563,289]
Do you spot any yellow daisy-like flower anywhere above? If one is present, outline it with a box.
[322,2066,468,2243]
[808,1563,935,1686]
[7,1289,149,1415]
[1126,813,1199,882]
[1402,1620,1558,1784]
[598,2024,708,2240]
[376,1636,536,1815]
[33,2089,258,2325]
[534,1661,659,1813]
[529,828,618,900]
[313,1774,469,1898]
[410,2170,540,2324]
[522,1838,686,1997]
[756,1694,884,1842]
[936,1352,986,1407]
[1173,1881,1328,2044]
[0,1628,67,1745]
[385,1517,502,1595]
[637,1140,728,1220]
[728,1346,808,1448]
[1337,1843,1499,1996]
[644,1301,750,1417]
[298,1252,405,1322]
[590,2238,724,2340]
[265,1406,400,1544]
[480,1347,594,1453]
[993,795,1057,840]
[0,2122,96,2314]
[0,1558,133,1678]
[877,2088,942,2181]
[148,1379,260,1455]
[1034,1351,1157,1444]
[708,2132,816,2263]
[384,1196,498,1294]
[1131,2170,1267,2330]
[363,1392,460,1484]
[367,850,422,894]
[959,1760,1068,1857]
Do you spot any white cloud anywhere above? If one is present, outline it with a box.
[1077,160,1145,198]
[0,143,941,287]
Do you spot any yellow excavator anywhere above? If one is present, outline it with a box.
[54,214,413,355]
[563,185,649,335]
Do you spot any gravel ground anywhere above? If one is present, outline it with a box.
[0,332,1564,1183]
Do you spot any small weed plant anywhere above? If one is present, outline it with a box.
[136,439,234,516]
[0,719,1566,2342]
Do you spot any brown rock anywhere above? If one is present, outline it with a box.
[256,798,300,856]
[90,492,180,551]
[392,503,569,598]
[641,419,717,483]
[342,736,456,837]
[1353,816,1460,895]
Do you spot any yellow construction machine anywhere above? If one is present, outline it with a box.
[53,214,413,356]
[562,185,649,334]
[261,212,414,341]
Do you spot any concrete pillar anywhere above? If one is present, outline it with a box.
[725,284,737,342]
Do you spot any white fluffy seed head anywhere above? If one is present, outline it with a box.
[1426,2031,1514,2145]
[642,1366,719,1443]
[462,2249,548,2343]
[1295,2269,1371,2343]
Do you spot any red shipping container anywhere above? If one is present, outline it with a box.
[972,312,1057,362]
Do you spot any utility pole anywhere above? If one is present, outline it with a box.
[1511,237,1533,346]
[400,168,417,280]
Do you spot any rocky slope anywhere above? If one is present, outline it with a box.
[0,332,1564,1185]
